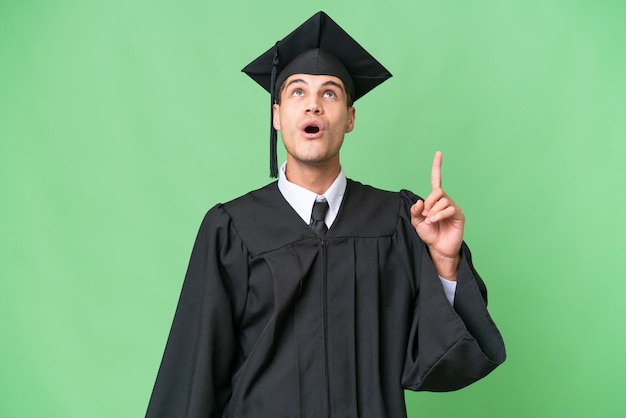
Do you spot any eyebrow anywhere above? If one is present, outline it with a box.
[284,78,307,89]
[321,80,345,92]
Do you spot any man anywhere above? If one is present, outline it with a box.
[146,11,505,417]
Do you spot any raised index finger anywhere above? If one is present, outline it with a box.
[431,151,443,190]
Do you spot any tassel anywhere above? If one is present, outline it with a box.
[269,43,279,178]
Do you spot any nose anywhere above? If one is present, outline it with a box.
[305,97,323,114]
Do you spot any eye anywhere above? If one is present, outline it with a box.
[292,88,304,97]
[323,90,337,98]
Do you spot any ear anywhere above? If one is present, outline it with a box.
[345,106,356,133]
[272,104,281,130]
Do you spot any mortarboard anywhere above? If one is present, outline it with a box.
[242,11,392,178]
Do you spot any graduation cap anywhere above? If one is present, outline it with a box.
[242,11,392,178]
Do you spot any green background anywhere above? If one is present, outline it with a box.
[1,0,625,417]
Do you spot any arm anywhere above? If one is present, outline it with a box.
[146,208,246,417]
[401,153,505,390]
[401,240,505,392]
[410,151,464,281]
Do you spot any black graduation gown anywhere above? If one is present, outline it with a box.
[146,179,505,418]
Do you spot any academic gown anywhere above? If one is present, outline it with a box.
[146,179,506,418]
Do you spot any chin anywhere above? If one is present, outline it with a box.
[299,154,339,166]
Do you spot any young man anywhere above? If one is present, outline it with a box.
[147,11,505,417]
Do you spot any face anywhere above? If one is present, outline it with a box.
[272,74,356,171]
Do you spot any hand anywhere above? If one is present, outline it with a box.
[410,151,465,280]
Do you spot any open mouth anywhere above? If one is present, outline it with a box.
[304,125,320,134]
[301,120,323,136]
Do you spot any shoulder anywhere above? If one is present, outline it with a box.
[221,181,294,228]
[193,183,279,242]
[212,182,312,255]
[206,182,283,225]
[345,178,423,211]
[223,181,279,209]
[330,179,422,237]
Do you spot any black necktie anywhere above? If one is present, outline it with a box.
[310,200,329,238]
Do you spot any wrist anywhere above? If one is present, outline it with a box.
[429,250,461,281]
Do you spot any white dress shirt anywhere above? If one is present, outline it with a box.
[277,162,456,304]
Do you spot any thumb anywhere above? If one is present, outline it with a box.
[411,200,426,226]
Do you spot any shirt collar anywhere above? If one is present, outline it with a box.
[277,162,347,227]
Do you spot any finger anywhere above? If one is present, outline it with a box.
[426,196,452,218]
[421,188,445,215]
[431,151,443,190]
[411,200,426,226]
[427,205,459,224]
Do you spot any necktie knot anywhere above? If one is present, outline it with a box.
[310,200,329,238]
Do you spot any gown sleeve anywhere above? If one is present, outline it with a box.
[398,190,506,392]
[146,205,248,417]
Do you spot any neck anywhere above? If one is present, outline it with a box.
[285,158,341,195]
